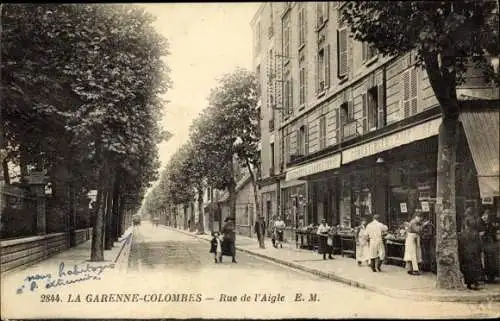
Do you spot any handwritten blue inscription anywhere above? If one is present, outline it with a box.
[16,262,115,294]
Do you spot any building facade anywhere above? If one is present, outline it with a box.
[251,2,499,244]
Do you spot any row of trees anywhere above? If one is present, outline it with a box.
[1,4,171,260]
[143,68,261,232]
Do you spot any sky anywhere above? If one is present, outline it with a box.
[143,3,260,177]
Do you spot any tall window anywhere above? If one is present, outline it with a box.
[283,16,291,60]
[255,21,261,53]
[297,125,308,156]
[319,116,327,150]
[316,2,329,28]
[270,143,275,173]
[317,45,331,93]
[268,3,274,38]
[362,42,377,62]
[256,65,261,97]
[402,67,418,117]
[284,71,293,115]
[337,10,348,78]
[298,7,306,47]
[362,87,379,132]
[299,54,306,106]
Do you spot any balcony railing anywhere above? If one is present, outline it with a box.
[289,153,304,162]
[343,120,359,139]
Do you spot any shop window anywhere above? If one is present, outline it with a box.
[353,188,373,226]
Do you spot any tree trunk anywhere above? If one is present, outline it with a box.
[90,139,106,262]
[435,117,464,289]
[2,158,10,185]
[90,186,105,261]
[111,169,121,242]
[228,182,236,219]
[197,187,205,234]
[68,182,76,247]
[104,185,114,250]
[245,158,262,221]
[423,52,464,289]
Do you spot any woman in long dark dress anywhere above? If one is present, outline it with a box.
[478,209,499,283]
[458,215,482,290]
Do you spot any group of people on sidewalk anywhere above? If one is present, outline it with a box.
[458,208,498,290]
[210,207,498,291]
[254,215,286,249]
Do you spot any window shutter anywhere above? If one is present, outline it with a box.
[337,29,347,77]
[296,129,300,155]
[315,53,319,93]
[362,42,367,62]
[348,100,354,120]
[290,77,293,114]
[362,93,368,134]
[324,2,329,21]
[377,82,386,128]
[410,67,418,115]
[335,108,341,144]
[402,70,410,117]
[304,125,309,155]
[325,44,331,88]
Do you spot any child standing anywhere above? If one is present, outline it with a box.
[209,232,223,263]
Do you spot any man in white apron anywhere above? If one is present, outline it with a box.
[365,214,388,272]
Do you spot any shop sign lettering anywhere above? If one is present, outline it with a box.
[342,118,441,164]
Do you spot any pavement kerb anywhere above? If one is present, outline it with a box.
[166,226,500,304]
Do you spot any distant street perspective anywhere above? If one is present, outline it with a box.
[1,2,500,320]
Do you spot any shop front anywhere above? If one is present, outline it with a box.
[285,153,341,249]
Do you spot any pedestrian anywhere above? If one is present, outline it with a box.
[420,214,436,272]
[222,217,237,263]
[365,214,388,272]
[478,209,498,283]
[296,215,305,248]
[274,217,286,248]
[355,218,369,266]
[269,215,276,247]
[209,232,223,263]
[458,215,482,290]
[317,219,333,260]
[254,216,266,249]
[403,210,426,276]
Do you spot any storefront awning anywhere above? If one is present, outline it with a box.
[342,118,441,164]
[460,105,500,198]
[285,153,341,181]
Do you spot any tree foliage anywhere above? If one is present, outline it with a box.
[1,4,171,257]
[143,68,260,222]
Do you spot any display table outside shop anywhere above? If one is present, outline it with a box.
[384,238,406,267]
[338,233,356,257]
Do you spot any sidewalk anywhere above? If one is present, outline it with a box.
[1,226,134,284]
[168,226,500,303]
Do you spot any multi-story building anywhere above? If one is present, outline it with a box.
[252,2,499,246]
